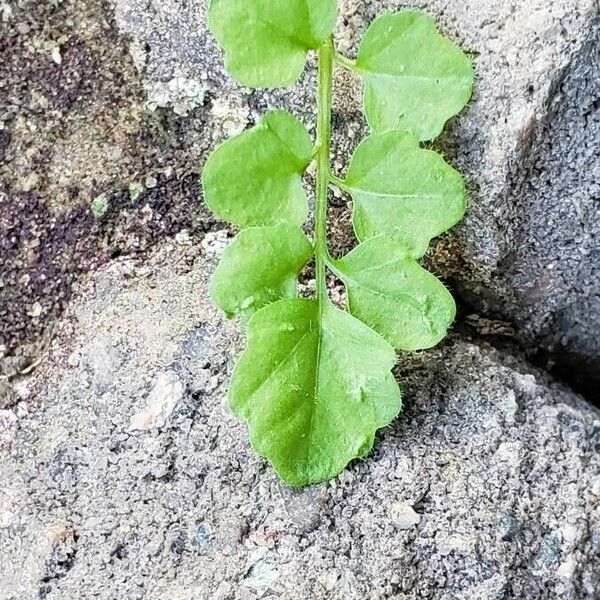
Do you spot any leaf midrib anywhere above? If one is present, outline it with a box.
[252,0,316,51]
[244,327,314,410]
[310,309,324,467]
[233,237,309,313]
[264,119,311,172]
[242,306,330,465]
[349,188,448,202]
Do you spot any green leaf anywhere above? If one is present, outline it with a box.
[230,298,401,486]
[342,130,466,258]
[208,0,338,88]
[356,10,474,139]
[210,225,313,320]
[202,110,313,228]
[330,237,456,351]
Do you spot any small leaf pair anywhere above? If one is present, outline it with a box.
[209,1,473,141]
[203,1,474,486]
[203,110,314,320]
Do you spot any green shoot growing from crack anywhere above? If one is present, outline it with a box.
[202,1,474,486]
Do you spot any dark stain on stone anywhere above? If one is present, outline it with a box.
[38,529,78,598]
[0,174,219,356]
[0,0,222,362]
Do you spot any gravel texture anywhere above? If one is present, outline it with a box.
[1,1,599,597]
[1,242,599,599]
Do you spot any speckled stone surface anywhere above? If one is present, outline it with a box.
[1,1,600,598]
[0,244,599,599]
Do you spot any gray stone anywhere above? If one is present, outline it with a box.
[390,501,421,530]
[1,0,599,597]
[0,380,18,410]
[113,0,600,390]
[0,247,598,599]
[129,370,185,430]
[180,327,214,361]
[455,29,600,392]
[191,522,213,555]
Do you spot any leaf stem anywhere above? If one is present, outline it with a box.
[334,51,359,72]
[329,173,349,192]
[315,39,334,305]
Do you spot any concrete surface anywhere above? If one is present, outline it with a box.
[1,242,599,599]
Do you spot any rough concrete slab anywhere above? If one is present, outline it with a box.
[0,241,598,599]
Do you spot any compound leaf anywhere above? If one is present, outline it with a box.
[230,298,401,486]
[330,237,456,351]
[210,224,313,320]
[356,10,474,139]
[342,130,466,258]
[202,110,313,228]
[204,6,472,487]
[208,0,338,87]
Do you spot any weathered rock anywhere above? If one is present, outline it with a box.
[113,0,600,391]
[1,1,598,596]
[460,34,599,393]
[0,246,598,599]
[0,0,223,357]
[129,370,185,431]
